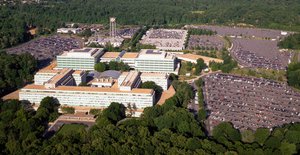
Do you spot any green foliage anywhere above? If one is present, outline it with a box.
[141,81,163,99]
[169,73,178,82]
[1,98,300,154]
[197,109,207,121]
[279,142,297,155]
[188,29,216,36]
[209,50,237,73]
[108,61,130,71]
[212,122,241,143]
[38,97,60,122]
[101,102,126,124]
[197,50,218,58]
[278,33,300,49]
[231,68,287,82]
[94,62,107,72]
[287,62,300,89]
[78,29,93,37]
[136,43,156,50]
[89,109,101,116]
[61,107,75,114]
[128,26,148,52]
[241,129,255,143]
[2,0,300,49]
[0,52,37,97]
[172,81,194,107]
[57,124,87,136]
[254,128,271,145]
[195,58,207,75]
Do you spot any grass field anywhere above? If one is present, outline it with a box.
[57,124,87,135]
[230,68,287,82]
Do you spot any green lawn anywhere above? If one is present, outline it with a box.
[57,124,87,135]
[179,61,194,76]
[230,68,287,82]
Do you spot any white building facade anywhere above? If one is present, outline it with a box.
[19,85,154,109]
[56,48,104,70]
[135,49,177,74]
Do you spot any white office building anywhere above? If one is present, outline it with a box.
[140,72,170,90]
[20,69,155,111]
[135,49,177,74]
[57,28,82,34]
[19,85,154,109]
[56,48,104,70]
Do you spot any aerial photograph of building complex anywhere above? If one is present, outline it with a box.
[0,0,300,154]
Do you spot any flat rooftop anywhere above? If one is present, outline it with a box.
[120,71,140,87]
[60,48,104,58]
[137,49,175,60]
[46,68,73,85]
[121,53,139,59]
[22,84,154,94]
[177,53,224,63]
[101,52,120,58]
[140,72,168,78]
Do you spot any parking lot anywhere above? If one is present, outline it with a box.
[203,73,300,131]
[230,38,291,70]
[7,35,82,66]
[140,29,188,50]
[188,35,225,50]
[188,25,291,40]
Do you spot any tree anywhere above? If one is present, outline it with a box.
[241,129,255,143]
[264,136,281,150]
[169,73,178,82]
[197,109,207,122]
[94,62,107,72]
[108,61,118,70]
[38,97,60,122]
[141,81,163,98]
[287,62,300,89]
[61,107,75,114]
[213,122,241,143]
[195,58,207,75]
[101,102,126,124]
[279,142,297,155]
[89,109,101,116]
[254,128,270,145]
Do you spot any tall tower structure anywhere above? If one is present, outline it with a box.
[109,17,116,38]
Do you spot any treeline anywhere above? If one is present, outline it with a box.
[185,29,216,48]
[188,29,216,36]
[209,50,238,73]
[0,52,37,97]
[1,0,300,49]
[278,33,300,50]
[287,62,300,89]
[0,81,300,154]
[94,61,130,72]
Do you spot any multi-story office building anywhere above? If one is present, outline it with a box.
[57,48,179,74]
[140,72,170,90]
[99,51,138,69]
[56,48,104,70]
[120,53,139,68]
[19,69,155,111]
[34,68,86,86]
[134,49,177,74]
[19,85,154,109]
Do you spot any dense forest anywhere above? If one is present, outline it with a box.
[287,62,300,89]
[1,0,300,49]
[0,52,37,97]
[278,34,300,50]
[0,79,299,154]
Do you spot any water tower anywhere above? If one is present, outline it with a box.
[109,17,117,38]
